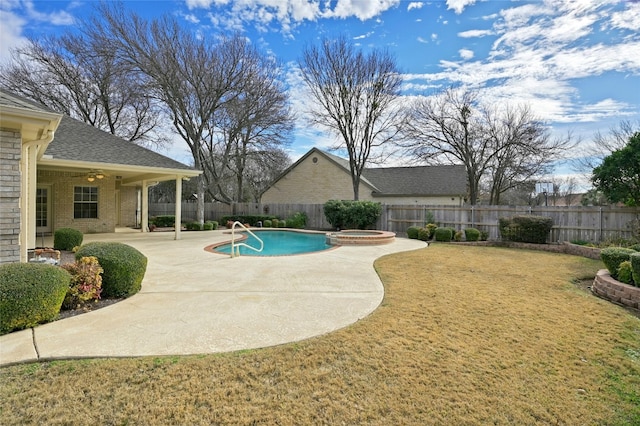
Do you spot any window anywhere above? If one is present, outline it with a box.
[74,186,98,219]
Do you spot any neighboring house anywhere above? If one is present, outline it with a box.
[261,147,467,205]
[0,89,201,264]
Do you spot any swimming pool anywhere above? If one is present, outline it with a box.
[209,230,334,256]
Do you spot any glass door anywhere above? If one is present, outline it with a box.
[36,186,51,235]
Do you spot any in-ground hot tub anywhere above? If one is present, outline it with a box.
[326,230,396,245]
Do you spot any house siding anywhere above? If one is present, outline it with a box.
[0,128,22,264]
[372,195,464,205]
[38,170,117,234]
[261,153,371,203]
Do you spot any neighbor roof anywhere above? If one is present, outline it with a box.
[266,147,467,197]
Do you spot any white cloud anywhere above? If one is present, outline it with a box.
[609,1,640,31]
[458,29,493,38]
[446,0,476,14]
[21,0,75,25]
[328,0,400,21]
[417,36,428,44]
[459,48,474,60]
[354,31,374,40]
[407,2,423,11]
[0,9,26,64]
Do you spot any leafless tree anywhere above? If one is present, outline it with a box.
[401,88,573,205]
[572,120,640,177]
[91,3,256,223]
[298,36,403,200]
[203,55,294,203]
[0,34,165,147]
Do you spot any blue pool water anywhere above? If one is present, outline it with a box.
[213,230,333,256]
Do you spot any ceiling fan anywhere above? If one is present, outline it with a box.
[84,169,106,182]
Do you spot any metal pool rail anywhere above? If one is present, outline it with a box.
[230,221,264,258]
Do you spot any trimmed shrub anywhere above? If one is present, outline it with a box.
[617,261,634,285]
[600,247,636,279]
[464,228,480,242]
[53,227,83,251]
[203,221,213,231]
[210,221,219,230]
[499,215,553,244]
[185,221,204,231]
[287,212,308,229]
[0,263,70,334]
[406,226,421,239]
[278,220,287,228]
[263,219,273,228]
[323,200,382,230]
[434,227,453,242]
[75,242,147,298]
[220,215,276,227]
[271,218,280,228]
[61,256,103,309]
[480,230,489,241]
[630,252,640,286]
[417,227,431,241]
[454,230,464,242]
[425,223,438,239]
[154,215,176,227]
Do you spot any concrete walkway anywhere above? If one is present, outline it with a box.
[1,229,425,366]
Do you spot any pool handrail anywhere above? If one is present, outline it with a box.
[230,221,264,258]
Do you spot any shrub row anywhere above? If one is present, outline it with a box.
[499,215,553,244]
[151,215,176,227]
[600,247,640,286]
[0,263,70,335]
[407,225,486,242]
[323,200,382,230]
[221,215,276,227]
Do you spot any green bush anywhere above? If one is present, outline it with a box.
[61,256,103,309]
[287,212,307,229]
[271,218,280,228]
[323,200,382,230]
[434,227,453,242]
[425,223,438,239]
[407,226,421,239]
[417,227,430,241]
[278,220,287,228]
[0,263,70,334]
[209,221,219,230]
[630,252,640,286]
[464,228,480,242]
[53,227,83,251]
[203,221,213,231]
[263,219,273,228]
[600,247,636,279]
[154,215,175,227]
[454,230,464,242]
[480,230,489,241]
[75,242,147,298]
[220,215,276,227]
[630,243,640,252]
[617,261,634,285]
[499,215,553,244]
[185,221,204,231]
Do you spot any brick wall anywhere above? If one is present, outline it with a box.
[0,128,22,264]
[592,269,640,313]
[37,170,117,234]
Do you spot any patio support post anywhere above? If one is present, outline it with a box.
[174,176,182,240]
[141,180,149,232]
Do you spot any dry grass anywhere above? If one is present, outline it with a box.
[1,244,639,425]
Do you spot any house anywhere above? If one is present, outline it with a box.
[0,89,201,264]
[261,147,467,205]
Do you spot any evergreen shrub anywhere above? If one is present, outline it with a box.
[406,226,421,239]
[75,242,147,298]
[617,261,634,285]
[434,227,453,242]
[629,252,640,286]
[600,247,636,279]
[499,215,553,244]
[53,227,83,251]
[464,228,480,242]
[323,200,382,230]
[0,263,70,334]
[154,215,176,227]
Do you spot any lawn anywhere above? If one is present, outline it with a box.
[1,244,639,425]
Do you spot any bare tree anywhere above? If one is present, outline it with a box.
[573,120,639,177]
[91,4,252,224]
[401,88,573,205]
[0,34,165,147]
[203,55,294,203]
[298,36,403,200]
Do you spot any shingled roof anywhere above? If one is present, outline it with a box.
[45,116,194,171]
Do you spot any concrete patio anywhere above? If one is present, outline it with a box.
[0,229,425,366]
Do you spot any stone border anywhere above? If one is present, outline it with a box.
[451,240,601,259]
[592,270,640,313]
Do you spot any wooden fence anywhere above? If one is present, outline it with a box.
[149,202,640,243]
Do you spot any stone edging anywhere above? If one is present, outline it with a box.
[592,269,640,313]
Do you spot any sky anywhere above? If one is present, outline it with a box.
[1,0,639,188]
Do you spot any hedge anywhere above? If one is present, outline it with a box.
[323,200,382,230]
[630,252,640,286]
[600,247,636,279]
[434,227,453,242]
[499,215,553,244]
[464,228,480,242]
[0,263,70,334]
[53,227,83,251]
[76,242,147,298]
[221,215,276,227]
